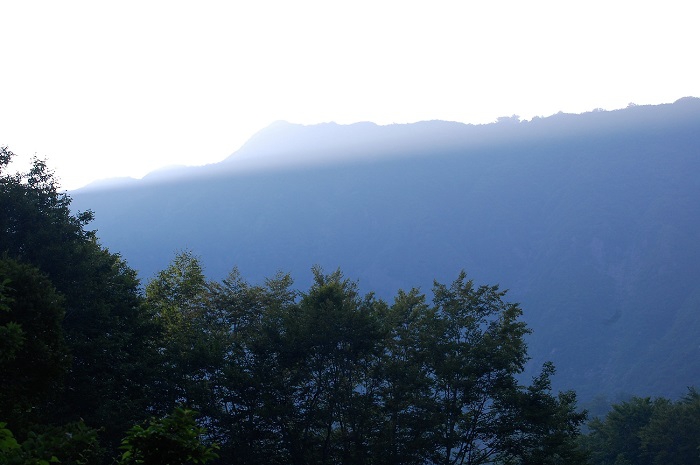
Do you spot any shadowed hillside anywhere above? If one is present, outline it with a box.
[71,97,700,402]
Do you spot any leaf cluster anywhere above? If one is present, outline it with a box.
[117,408,219,465]
[0,420,103,465]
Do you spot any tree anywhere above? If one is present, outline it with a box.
[274,268,385,465]
[639,388,700,465]
[206,267,297,464]
[117,408,218,465]
[0,258,68,434]
[141,258,587,465]
[0,148,158,449]
[582,389,700,465]
[0,276,24,365]
[410,272,586,465]
[374,288,437,465]
[1,418,103,465]
[503,363,588,464]
[144,251,224,416]
[0,150,95,273]
[583,396,656,465]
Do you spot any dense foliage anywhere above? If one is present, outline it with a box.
[581,389,700,465]
[0,258,67,433]
[0,148,158,445]
[139,251,587,465]
[0,149,214,463]
[117,408,219,465]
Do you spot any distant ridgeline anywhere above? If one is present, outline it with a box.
[72,97,700,402]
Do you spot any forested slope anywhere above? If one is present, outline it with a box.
[72,97,700,402]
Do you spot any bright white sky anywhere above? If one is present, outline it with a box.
[1,1,698,190]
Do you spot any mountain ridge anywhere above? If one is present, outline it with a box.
[75,97,700,192]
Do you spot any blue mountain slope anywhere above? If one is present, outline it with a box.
[71,97,700,402]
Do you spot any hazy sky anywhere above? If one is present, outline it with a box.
[1,1,698,189]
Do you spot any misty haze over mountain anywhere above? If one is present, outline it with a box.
[72,97,700,403]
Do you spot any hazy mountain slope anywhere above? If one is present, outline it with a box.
[71,98,700,402]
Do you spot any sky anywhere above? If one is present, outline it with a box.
[1,1,698,190]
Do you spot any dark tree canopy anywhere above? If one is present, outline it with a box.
[0,148,158,445]
[141,254,587,465]
[582,389,700,465]
[0,257,68,434]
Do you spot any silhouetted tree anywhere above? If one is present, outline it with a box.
[0,148,157,449]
